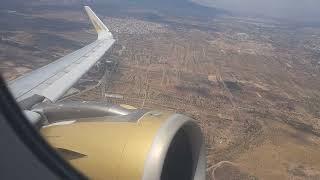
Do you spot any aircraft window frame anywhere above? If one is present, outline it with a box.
[0,75,86,180]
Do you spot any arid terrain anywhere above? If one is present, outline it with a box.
[1,0,320,179]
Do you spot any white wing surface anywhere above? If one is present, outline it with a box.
[8,6,114,103]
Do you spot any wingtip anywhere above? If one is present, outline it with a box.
[84,6,113,40]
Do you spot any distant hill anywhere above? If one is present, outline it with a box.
[1,0,226,21]
[92,0,226,19]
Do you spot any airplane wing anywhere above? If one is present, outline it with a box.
[8,6,115,105]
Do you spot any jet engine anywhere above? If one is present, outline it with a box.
[38,101,205,180]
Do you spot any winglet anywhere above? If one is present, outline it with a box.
[84,6,113,39]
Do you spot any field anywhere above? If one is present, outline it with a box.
[1,0,320,179]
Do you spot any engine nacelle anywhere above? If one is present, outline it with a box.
[41,110,205,180]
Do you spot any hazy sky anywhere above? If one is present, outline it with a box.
[192,0,320,22]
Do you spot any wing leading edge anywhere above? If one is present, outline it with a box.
[8,6,115,104]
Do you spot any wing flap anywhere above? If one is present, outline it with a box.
[41,39,114,101]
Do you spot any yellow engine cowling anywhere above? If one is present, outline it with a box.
[41,111,205,180]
